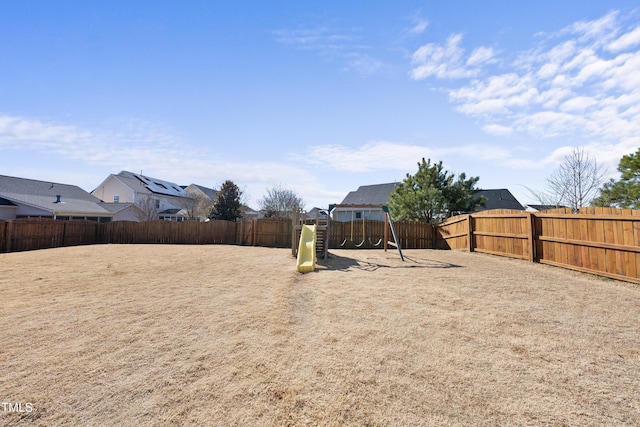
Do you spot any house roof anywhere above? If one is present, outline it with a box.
[339,183,399,206]
[114,171,191,198]
[0,175,113,216]
[185,183,218,200]
[525,204,568,211]
[0,197,18,206]
[99,202,138,213]
[474,189,524,211]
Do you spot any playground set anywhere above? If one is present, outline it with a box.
[293,205,403,272]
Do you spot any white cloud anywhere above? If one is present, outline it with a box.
[561,10,619,46]
[409,18,429,34]
[273,25,381,77]
[559,95,598,112]
[302,141,434,172]
[482,124,513,136]
[300,140,532,174]
[343,53,383,76]
[410,34,486,79]
[0,114,330,208]
[272,27,354,51]
[467,46,496,66]
[0,115,93,146]
[607,25,640,52]
[415,9,640,150]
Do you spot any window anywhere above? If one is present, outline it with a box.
[113,195,119,202]
[155,199,160,209]
[355,212,362,219]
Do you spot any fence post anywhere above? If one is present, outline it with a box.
[527,212,535,262]
[62,221,67,247]
[5,221,13,253]
[1,221,6,252]
[467,214,474,252]
[252,218,257,246]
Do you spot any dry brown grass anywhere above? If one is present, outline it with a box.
[1,245,639,426]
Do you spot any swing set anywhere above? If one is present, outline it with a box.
[339,207,383,248]
[330,204,404,261]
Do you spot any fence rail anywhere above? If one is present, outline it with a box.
[438,208,640,284]
[2,208,640,284]
[329,220,434,249]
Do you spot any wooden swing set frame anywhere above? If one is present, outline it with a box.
[330,204,404,261]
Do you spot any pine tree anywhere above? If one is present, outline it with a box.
[388,158,483,224]
[593,148,640,209]
[208,180,243,221]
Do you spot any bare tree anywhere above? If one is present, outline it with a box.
[532,147,607,212]
[259,185,305,218]
[133,196,159,221]
[175,193,211,221]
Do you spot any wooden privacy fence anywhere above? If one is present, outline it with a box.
[3,210,640,285]
[100,220,237,245]
[0,218,294,253]
[0,218,100,253]
[329,220,434,249]
[438,208,640,284]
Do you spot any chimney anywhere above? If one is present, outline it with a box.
[55,195,61,203]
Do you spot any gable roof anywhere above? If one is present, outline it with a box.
[474,189,524,211]
[339,183,399,206]
[0,175,112,216]
[99,202,138,214]
[185,183,218,200]
[0,197,18,206]
[114,171,191,198]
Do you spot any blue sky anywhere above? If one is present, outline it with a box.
[1,1,639,210]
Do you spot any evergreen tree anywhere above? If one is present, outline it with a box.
[593,148,640,209]
[388,158,483,224]
[208,180,243,221]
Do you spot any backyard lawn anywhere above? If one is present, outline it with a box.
[1,245,639,426]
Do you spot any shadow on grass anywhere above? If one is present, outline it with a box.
[316,251,462,272]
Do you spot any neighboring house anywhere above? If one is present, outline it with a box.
[183,183,218,201]
[305,207,329,221]
[241,205,262,220]
[332,184,525,221]
[183,183,218,221]
[99,202,145,222]
[0,174,113,222]
[473,189,525,212]
[91,171,192,221]
[184,183,263,221]
[332,183,398,222]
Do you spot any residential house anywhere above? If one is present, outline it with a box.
[91,171,192,221]
[183,183,217,221]
[305,207,329,221]
[241,205,262,220]
[99,202,145,222]
[0,174,113,222]
[333,184,525,222]
[183,183,262,221]
[473,189,524,212]
[332,183,398,222]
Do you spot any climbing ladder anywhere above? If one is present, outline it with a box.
[382,206,404,261]
[292,207,329,260]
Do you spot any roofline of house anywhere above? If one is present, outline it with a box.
[0,194,113,217]
[332,204,385,209]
